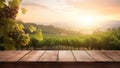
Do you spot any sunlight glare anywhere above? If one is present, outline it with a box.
[81,16,95,27]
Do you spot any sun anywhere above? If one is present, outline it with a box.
[81,16,95,27]
[75,15,102,30]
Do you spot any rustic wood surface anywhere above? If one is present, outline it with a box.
[0,50,120,68]
[0,50,119,62]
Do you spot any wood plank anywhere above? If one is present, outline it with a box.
[72,50,94,62]
[0,51,15,60]
[19,50,45,61]
[39,50,58,61]
[0,50,30,61]
[59,50,75,62]
[102,50,120,61]
[87,50,113,62]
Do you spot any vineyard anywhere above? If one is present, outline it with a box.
[0,0,120,50]
[14,28,120,50]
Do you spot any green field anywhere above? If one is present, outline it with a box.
[18,28,120,50]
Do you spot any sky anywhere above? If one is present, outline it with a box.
[17,0,120,31]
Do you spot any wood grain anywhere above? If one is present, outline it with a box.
[102,50,120,61]
[87,50,113,62]
[20,50,45,61]
[0,50,120,62]
[39,50,58,61]
[59,50,75,62]
[72,50,94,62]
[0,51,15,60]
[0,50,30,61]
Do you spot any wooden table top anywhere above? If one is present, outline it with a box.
[0,50,120,62]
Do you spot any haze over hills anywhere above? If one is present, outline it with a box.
[38,20,120,33]
[17,21,82,35]
[29,21,120,29]
[102,21,120,28]
[18,20,120,34]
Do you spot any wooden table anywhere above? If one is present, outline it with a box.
[0,50,120,68]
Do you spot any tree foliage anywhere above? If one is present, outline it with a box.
[0,0,30,50]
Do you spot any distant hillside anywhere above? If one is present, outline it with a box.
[102,21,120,28]
[17,21,81,36]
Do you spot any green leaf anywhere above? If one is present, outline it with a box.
[21,8,27,14]
[4,41,16,50]
[0,0,5,8]
[18,24,24,30]
[29,25,36,32]
[4,36,16,50]
[5,19,16,33]
[32,30,43,41]
[14,0,22,6]
[9,0,22,7]
[8,1,13,7]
